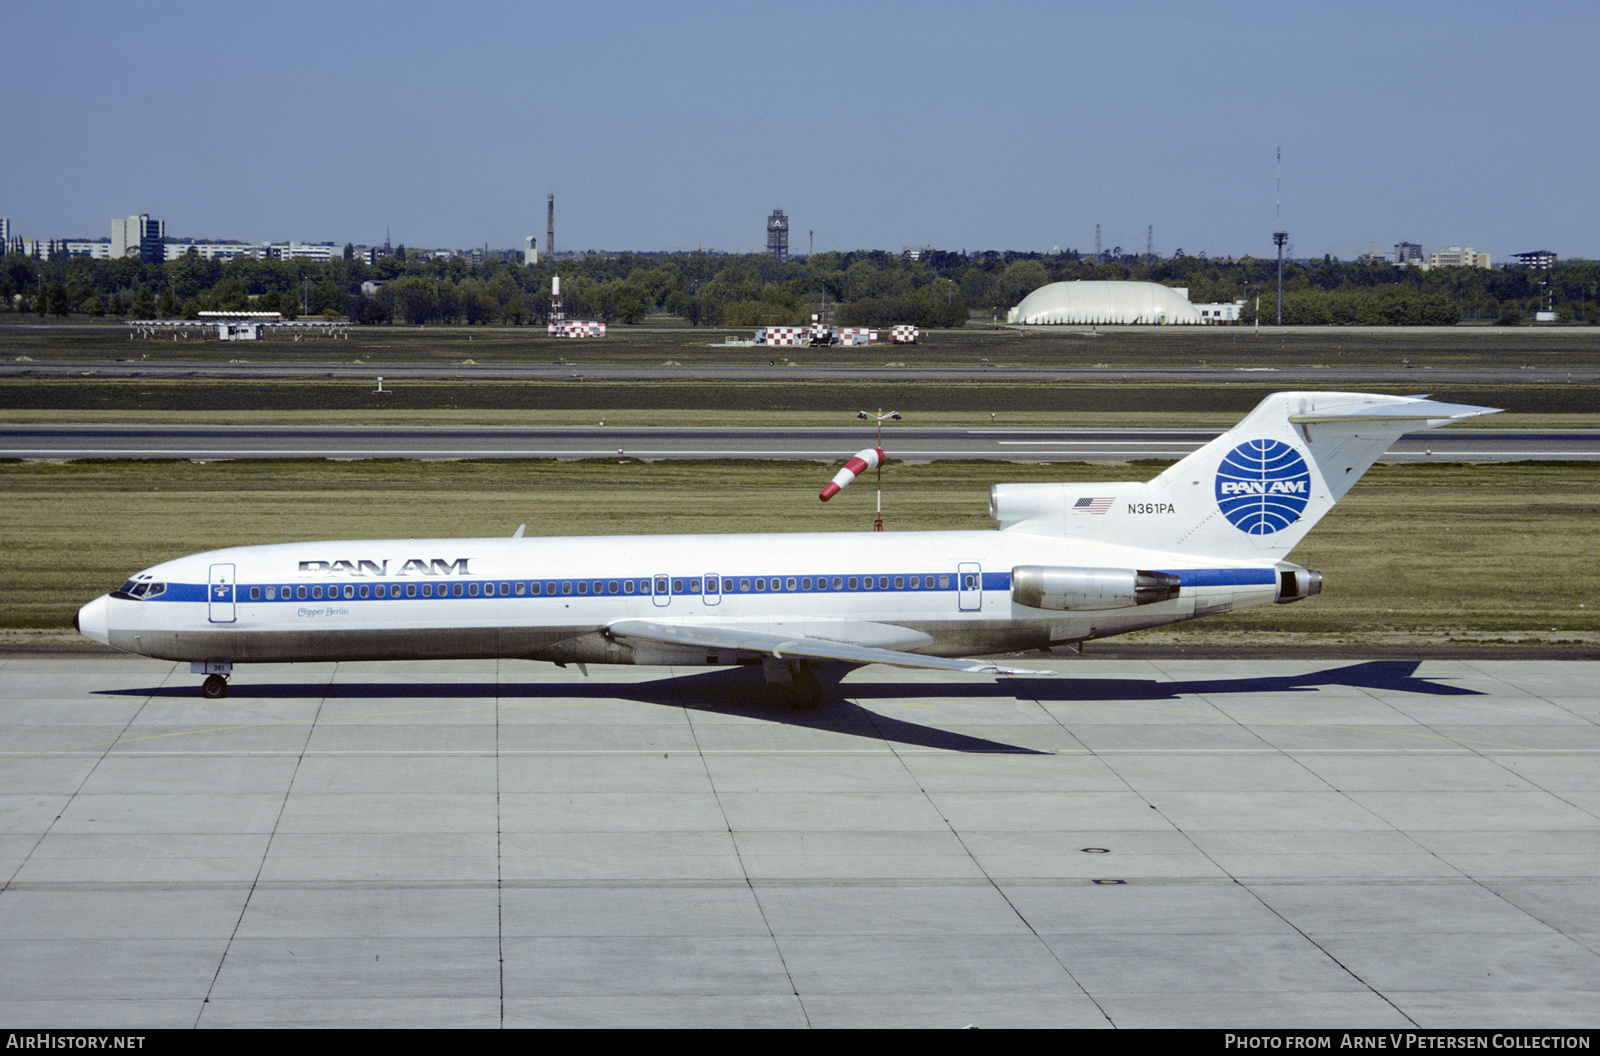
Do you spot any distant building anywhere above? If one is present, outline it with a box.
[1512,250,1557,269]
[165,241,254,262]
[1394,242,1424,265]
[1426,246,1490,269]
[1194,299,1246,324]
[766,209,788,263]
[111,214,164,264]
[1008,281,1205,325]
[66,240,112,259]
[264,241,342,262]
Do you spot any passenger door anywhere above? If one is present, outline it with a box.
[958,562,982,612]
[208,563,237,623]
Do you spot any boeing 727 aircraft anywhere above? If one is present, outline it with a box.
[75,391,1497,706]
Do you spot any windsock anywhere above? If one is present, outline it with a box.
[820,447,884,501]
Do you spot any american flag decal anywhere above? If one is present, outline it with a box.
[1073,496,1114,514]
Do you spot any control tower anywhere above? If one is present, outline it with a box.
[766,209,789,263]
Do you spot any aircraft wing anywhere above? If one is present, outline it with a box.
[604,618,1051,676]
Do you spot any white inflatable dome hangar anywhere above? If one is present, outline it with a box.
[1007,280,1202,325]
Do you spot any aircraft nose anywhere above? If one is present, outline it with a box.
[76,595,110,646]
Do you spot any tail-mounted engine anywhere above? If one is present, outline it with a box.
[1275,563,1323,604]
[1011,565,1181,611]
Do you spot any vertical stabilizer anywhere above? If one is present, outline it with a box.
[991,391,1499,561]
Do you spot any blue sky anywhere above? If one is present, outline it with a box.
[9,0,1597,259]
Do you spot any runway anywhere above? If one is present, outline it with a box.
[5,422,1595,461]
[3,355,1597,389]
[2,654,1596,1028]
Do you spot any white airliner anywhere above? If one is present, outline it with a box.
[75,391,1497,706]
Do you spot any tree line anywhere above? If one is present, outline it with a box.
[3,246,1596,327]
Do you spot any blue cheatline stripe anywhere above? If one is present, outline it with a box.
[1161,568,1276,587]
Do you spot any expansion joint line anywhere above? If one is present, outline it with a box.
[1145,690,1419,1028]
[495,660,507,1027]
[195,663,334,1027]
[866,691,1116,1028]
[0,667,153,894]
[673,668,812,1028]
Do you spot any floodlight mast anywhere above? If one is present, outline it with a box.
[1273,230,1289,325]
[856,409,901,531]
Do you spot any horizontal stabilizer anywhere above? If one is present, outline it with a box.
[1288,398,1500,426]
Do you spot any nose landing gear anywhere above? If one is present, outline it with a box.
[191,661,233,699]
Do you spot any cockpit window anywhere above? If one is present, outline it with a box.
[113,579,165,601]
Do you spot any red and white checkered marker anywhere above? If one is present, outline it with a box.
[819,447,884,501]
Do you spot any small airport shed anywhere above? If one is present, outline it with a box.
[1007,280,1204,325]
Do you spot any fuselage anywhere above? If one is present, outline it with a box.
[76,527,1286,668]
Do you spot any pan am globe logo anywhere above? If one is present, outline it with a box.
[1215,439,1312,534]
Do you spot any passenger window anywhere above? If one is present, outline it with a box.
[894,577,904,589]
[623,580,634,594]
[785,578,797,591]
[297,585,308,600]
[739,579,750,592]
[515,581,526,596]
[655,577,669,595]
[848,577,858,590]
[344,584,355,599]
[265,586,276,600]
[359,584,369,599]
[250,587,260,600]
[469,583,480,597]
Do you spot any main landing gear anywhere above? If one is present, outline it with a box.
[762,657,824,710]
[192,661,233,699]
